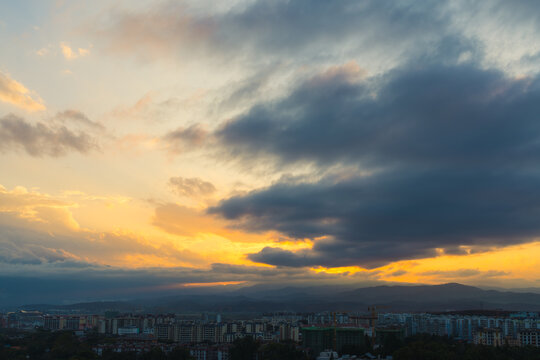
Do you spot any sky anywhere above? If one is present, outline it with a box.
[2,0,540,304]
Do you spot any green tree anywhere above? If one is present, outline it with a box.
[380,333,404,356]
[50,332,95,360]
[141,347,167,360]
[229,336,260,360]
[259,341,307,360]
[168,346,195,360]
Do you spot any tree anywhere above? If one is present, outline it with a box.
[259,341,307,360]
[380,333,404,356]
[141,347,167,360]
[229,336,260,360]
[168,346,195,360]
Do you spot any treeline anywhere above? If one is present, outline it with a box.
[229,337,307,360]
[0,330,193,360]
[0,330,306,360]
[3,330,540,360]
[393,334,540,360]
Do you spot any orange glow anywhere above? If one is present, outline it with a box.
[308,242,540,288]
[2,179,540,289]
[181,281,246,288]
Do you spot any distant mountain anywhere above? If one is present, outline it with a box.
[20,301,142,313]
[336,283,540,311]
[483,286,540,294]
[19,283,540,314]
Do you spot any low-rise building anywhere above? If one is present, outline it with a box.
[473,328,503,346]
[519,330,540,347]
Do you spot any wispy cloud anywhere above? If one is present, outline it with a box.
[0,114,98,157]
[60,42,90,60]
[54,109,105,131]
[0,71,45,111]
[169,176,216,198]
[162,124,207,154]
[0,184,203,270]
[36,48,49,57]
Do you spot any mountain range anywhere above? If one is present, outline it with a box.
[17,283,540,314]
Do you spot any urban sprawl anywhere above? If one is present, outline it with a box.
[1,309,539,359]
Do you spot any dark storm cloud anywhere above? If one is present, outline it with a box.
[217,64,540,168]
[210,63,540,268]
[0,114,98,156]
[212,170,540,268]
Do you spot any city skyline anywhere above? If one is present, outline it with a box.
[2,0,540,303]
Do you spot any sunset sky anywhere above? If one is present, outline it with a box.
[2,0,540,304]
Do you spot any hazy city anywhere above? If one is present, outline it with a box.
[2,283,540,359]
[2,0,540,359]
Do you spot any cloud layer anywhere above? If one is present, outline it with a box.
[0,185,201,271]
[95,0,540,76]
[210,63,540,268]
[3,0,540,298]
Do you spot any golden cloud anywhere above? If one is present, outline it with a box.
[0,71,45,111]
[60,42,90,60]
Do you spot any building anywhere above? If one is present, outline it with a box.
[302,327,334,356]
[43,316,60,330]
[316,350,339,360]
[156,324,173,340]
[473,328,503,346]
[118,326,140,336]
[519,330,540,347]
[302,327,365,355]
[335,328,365,353]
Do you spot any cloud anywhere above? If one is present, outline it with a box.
[0,184,80,230]
[213,168,540,268]
[93,0,449,67]
[152,202,271,243]
[162,124,207,154]
[94,0,540,76]
[93,2,213,62]
[0,185,384,305]
[420,269,509,279]
[60,42,90,60]
[36,48,49,57]
[0,261,383,306]
[209,63,540,268]
[54,109,105,131]
[217,63,540,168]
[0,216,204,270]
[0,185,204,269]
[390,270,408,277]
[247,247,318,268]
[0,114,98,157]
[168,176,216,198]
[0,184,529,305]
[109,91,209,125]
[0,71,45,111]
[0,240,82,266]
